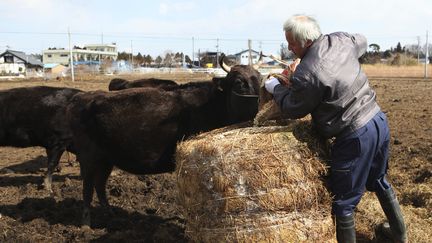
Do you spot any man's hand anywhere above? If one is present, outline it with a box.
[269,73,290,86]
[264,58,300,94]
[264,77,280,94]
[289,58,301,72]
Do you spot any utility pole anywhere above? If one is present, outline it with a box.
[192,37,195,66]
[425,31,429,79]
[99,32,103,65]
[417,36,420,64]
[182,52,186,68]
[198,49,201,67]
[248,39,252,65]
[68,27,75,82]
[216,38,219,68]
[130,40,134,70]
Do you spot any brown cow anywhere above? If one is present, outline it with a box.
[67,65,262,226]
[0,86,82,193]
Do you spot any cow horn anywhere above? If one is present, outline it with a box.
[268,54,291,67]
[219,53,231,73]
[252,52,264,70]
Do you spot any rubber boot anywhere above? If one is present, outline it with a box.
[376,187,407,243]
[336,214,356,243]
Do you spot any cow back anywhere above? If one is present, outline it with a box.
[68,83,216,174]
[108,78,178,91]
[0,86,82,147]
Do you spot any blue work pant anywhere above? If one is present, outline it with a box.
[330,111,392,216]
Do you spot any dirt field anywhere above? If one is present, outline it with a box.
[0,73,431,242]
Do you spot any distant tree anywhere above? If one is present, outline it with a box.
[163,53,173,67]
[174,52,182,62]
[135,52,144,65]
[185,55,192,64]
[117,51,130,61]
[359,52,379,64]
[390,53,401,65]
[144,54,153,66]
[396,42,403,53]
[155,56,162,66]
[405,44,421,56]
[383,50,392,59]
[369,43,380,53]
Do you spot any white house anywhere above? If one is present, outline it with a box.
[42,43,118,66]
[0,50,43,75]
[234,49,261,65]
[43,63,67,79]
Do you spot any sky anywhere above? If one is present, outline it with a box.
[0,0,431,59]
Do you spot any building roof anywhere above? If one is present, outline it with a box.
[84,43,117,48]
[43,63,65,69]
[0,50,43,66]
[234,49,260,56]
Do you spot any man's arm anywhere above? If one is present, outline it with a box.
[352,34,367,58]
[273,73,322,119]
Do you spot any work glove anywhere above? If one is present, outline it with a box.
[264,77,280,94]
[264,58,300,94]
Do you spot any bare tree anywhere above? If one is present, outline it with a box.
[163,52,173,67]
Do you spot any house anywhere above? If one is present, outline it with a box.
[234,49,261,65]
[0,50,43,75]
[43,63,67,78]
[42,43,118,66]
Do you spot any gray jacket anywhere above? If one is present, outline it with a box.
[273,32,380,138]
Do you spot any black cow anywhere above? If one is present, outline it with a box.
[0,86,82,193]
[108,78,178,91]
[67,58,263,226]
[215,53,263,122]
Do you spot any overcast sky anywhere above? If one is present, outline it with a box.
[1,0,431,58]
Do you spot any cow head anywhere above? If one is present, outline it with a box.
[214,53,263,122]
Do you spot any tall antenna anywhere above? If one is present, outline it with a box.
[425,31,429,79]
[216,38,219,68]
[248,39,252,65]
[68,27,75,82]
[417,36,420,64]
[130,40,133,69]
[192,37,195,65]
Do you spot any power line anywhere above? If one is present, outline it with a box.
[0,30,283,43]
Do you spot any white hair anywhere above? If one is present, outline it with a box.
[283,15,322,47]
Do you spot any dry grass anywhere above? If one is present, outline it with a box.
[176,118,335,242]
[362,64,432,78]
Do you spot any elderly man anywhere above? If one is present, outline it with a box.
[265,14,407,243]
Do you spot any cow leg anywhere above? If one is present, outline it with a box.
[94,163,113,207]
[80,163,96,227]
[43,147,64,194]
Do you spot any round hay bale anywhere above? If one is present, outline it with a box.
[189,211,334,243]
[176,119,335,242]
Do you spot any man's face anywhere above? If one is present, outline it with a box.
[285,31,309,59]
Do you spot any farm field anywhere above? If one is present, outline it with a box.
[0,73,431,242]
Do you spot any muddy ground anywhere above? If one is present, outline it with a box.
[0,75,431,242]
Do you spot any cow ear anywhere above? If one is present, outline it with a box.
[108,78,128,91]
[179,86,212,108]
[212,77,229,92]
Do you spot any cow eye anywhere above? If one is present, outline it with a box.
[235,79,247,89]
